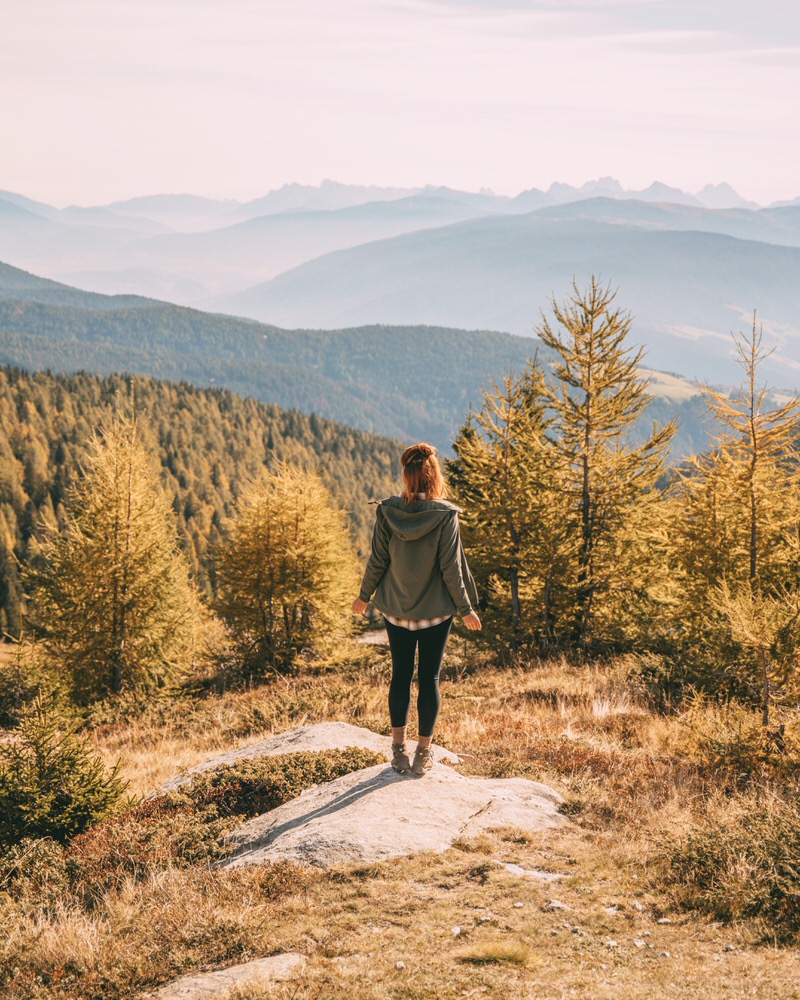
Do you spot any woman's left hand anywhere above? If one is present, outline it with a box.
[351,598,368,615]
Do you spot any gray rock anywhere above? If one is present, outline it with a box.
[499,861,564,882]
[356,629,389,645]
[220,738,565,869]
[148,953,304,998]
[157,722,459,795]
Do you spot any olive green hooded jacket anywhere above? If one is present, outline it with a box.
[358,496,479,620]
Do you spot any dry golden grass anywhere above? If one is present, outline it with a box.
[4,638,800,998]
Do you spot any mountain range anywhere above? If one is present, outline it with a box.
[222,205,800,385]
[1,176,799,391]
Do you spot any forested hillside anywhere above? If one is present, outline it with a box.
[0,366,400,638]
[0,260,711,457]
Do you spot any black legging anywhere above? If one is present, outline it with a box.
[385,617,453,737]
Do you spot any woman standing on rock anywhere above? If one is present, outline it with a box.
[352,443,481,776]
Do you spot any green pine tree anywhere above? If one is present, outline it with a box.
[0,699,126,849]
[667,317,800,715]
[25,417,202,703]
[214,463,357,675]
[449,366,570,656]
[535,277,675,648]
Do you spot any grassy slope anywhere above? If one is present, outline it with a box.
[5,645,800,999]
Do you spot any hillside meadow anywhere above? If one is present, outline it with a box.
[3,638,800,999]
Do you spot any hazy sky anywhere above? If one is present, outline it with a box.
[3,0,799,206]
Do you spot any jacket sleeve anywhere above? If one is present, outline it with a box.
[437,512,474,617]
[358,505,391,602]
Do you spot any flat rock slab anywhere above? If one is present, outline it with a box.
[222,761,565,869]
[158,722,458,795]
[147,953,304,999]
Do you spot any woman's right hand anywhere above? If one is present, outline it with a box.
[461,611,482,631]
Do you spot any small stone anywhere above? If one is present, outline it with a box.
[604,905,620,914]
[630,874,638,880]
[395,961,405,970]
[656,917,672,925]
[513,902,524,908]
[724,944,737,952]
[633,939,646,949]
[499,862,564,882]
[630,900,645,912]
[544,899,569,911]
[478,915,492,924]
[451,926,462,937]
[549,929,559,936]
[643,931,651,937]
[605,939,619,949]
[661,950,671,958]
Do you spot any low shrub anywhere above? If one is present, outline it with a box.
[674,697,800,793]
[183,747,384,818]
[0,701,126,850]
[456,941,532,966]
[67,797,230,906]
[0,837,69,910]
[660,794,800,941]
[625,652,685,713]
[67,746,383,907]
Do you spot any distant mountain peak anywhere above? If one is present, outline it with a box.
[544,178,703,207]
[636,181,701,206]
[580,177,626,197]
[0,190,57,218]
[695,183,759,210]
[535,177,765,211]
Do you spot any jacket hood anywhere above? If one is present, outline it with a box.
[376,496,462,542]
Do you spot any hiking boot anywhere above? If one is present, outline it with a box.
[411,746,434,775]
[391,742,411,773]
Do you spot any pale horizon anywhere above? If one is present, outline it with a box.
[6,175,796,213]
[3,0,799,209]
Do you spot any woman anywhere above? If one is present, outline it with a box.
[352,443,481,776]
